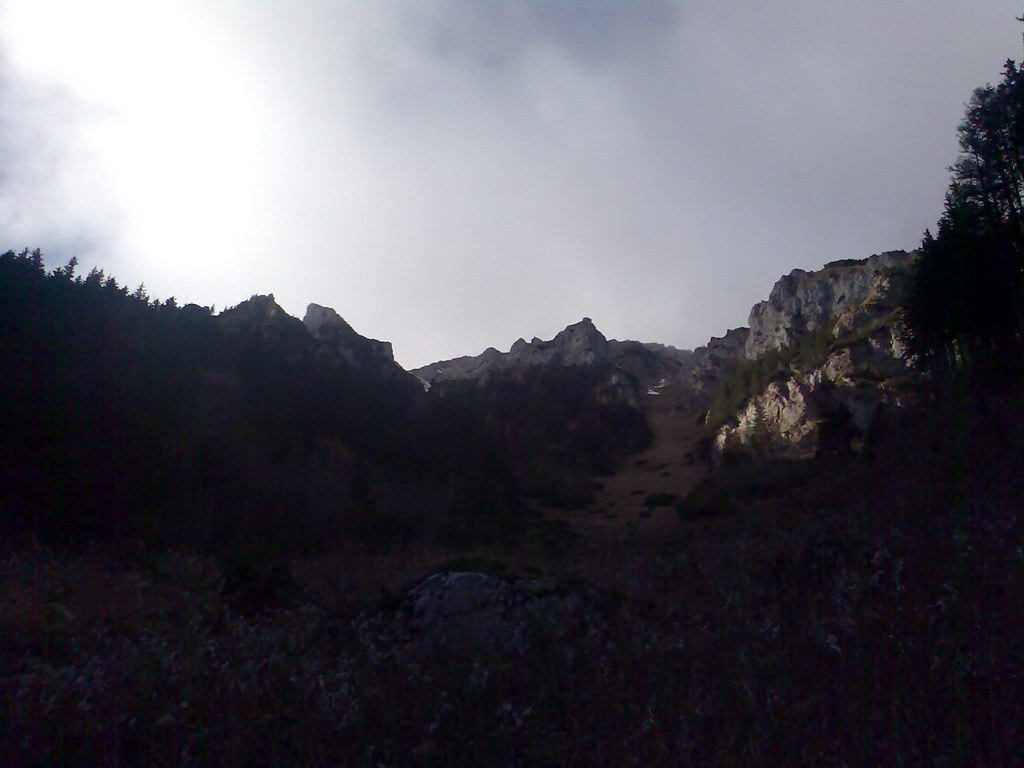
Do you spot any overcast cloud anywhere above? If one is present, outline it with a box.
[1,0,1021,367]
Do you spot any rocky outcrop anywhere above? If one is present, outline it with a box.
[676,327,750,410]
[304,304,393,362]
[511,317,609,367]
[413,318,687,403]
[640,342,693,364]
[217,294,311,347]
[303,303,411,383]
[414,318,611,385]
[217,295,418,387]
[712,343,912,464]
[744,250,917,360]
[605,340,691,402]
[355,571,607,661]
[711,256,917,464]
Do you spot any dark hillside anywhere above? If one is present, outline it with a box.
[0,250,516,553]
[430,362,652,510]
[2,361,1020,767]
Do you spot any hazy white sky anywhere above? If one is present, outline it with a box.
[1,0,1021,367]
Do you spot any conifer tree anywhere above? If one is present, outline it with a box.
[907,49,1024,361]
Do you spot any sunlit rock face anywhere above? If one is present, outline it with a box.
[711,356,905,465]
[304,303,396,367]
[744,250,917,360]
[711,253,918,464]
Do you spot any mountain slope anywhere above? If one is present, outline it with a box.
[413,318,689,509]
[0,256,514,551]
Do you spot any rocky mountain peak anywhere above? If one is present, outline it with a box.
[214,296,411,388]
[550,317,608,365]
[217,294,308,341]
[222,293,284,319]
[413,318,614,385]
[303,303,356,337]
[302,303,398,372]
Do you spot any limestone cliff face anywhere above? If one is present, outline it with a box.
[713,329,913,463]
[744,250,916,360]
[303,303,409,382]
[414,318,610,385]
[413,318,687,407]
[217,295,416,386]
[414,319,683,390]
[510,317,610,367]
[710,253,918,464]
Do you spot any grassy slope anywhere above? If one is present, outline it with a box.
[2,368,1022,767]
[548,374,713,535]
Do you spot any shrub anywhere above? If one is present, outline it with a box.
[642,492,681,509]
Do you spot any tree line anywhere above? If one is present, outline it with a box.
[0,249,653,557]
[0,249,518,554]
[907,53,1024,363]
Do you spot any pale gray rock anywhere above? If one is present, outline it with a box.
[705,251,921,463]
[303,302,353,337]
[552,317,608,366]
[414,318,611,385]
[412,318,686,407]
[303,303,396,369]
[712,314,914,465]
[416,346,506,385]
[744,250,917,360]
[703,251,923,464]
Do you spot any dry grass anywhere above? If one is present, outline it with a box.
[2,375,1023,766]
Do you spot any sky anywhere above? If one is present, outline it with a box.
[1,0,1021,368]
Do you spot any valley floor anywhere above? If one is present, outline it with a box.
[3,372,1023,767]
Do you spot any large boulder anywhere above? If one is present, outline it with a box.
[356,571,607,661]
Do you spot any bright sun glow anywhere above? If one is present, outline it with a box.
[3,0,268,280]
